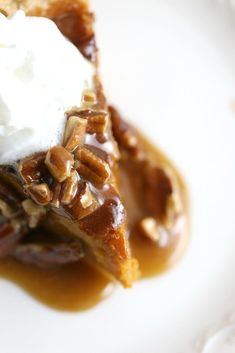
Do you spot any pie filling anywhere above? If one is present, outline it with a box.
[0,0,188,309]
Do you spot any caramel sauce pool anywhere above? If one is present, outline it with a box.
[0,259,111,311]
[0,136,188,311]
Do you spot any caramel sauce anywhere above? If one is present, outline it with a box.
[0,258,111,311]
[0,134,188,311]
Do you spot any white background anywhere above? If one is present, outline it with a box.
[1,0,235,352]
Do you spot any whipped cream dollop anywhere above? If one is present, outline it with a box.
[0,10,94,164]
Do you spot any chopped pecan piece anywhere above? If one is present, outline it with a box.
[66,108,108,134]
[139,217,162,242]
[66,181,98,220]
[25,183,52,206]
[75,147,111,185]
[61,170,79,205]
[84,144,111,164]
[22,199,47,228]
[63,116,87,152]
[138,217,169,246]
[79,182,94,209]
[18,152,46,184]
[45,146,74,182]
[85,111,108,135]
[51,182,62,209]
[81,88,97,107]
[14,241,84,267]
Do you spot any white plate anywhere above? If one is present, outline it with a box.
[1,0,235,352]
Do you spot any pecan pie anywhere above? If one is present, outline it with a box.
[0,0,187,294]
[0,0,138,287]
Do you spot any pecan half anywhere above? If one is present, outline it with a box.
[25,183,52,206]
[144,165,183,228]
[75,147,111,185]
[144,166,173,222]
[63,116,87,152]
[19,152,46,184]
[109,106,145,160]
[45,146,74,182]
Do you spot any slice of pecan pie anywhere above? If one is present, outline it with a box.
[0,0,138,287]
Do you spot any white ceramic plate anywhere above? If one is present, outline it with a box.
[1,0,235,352]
